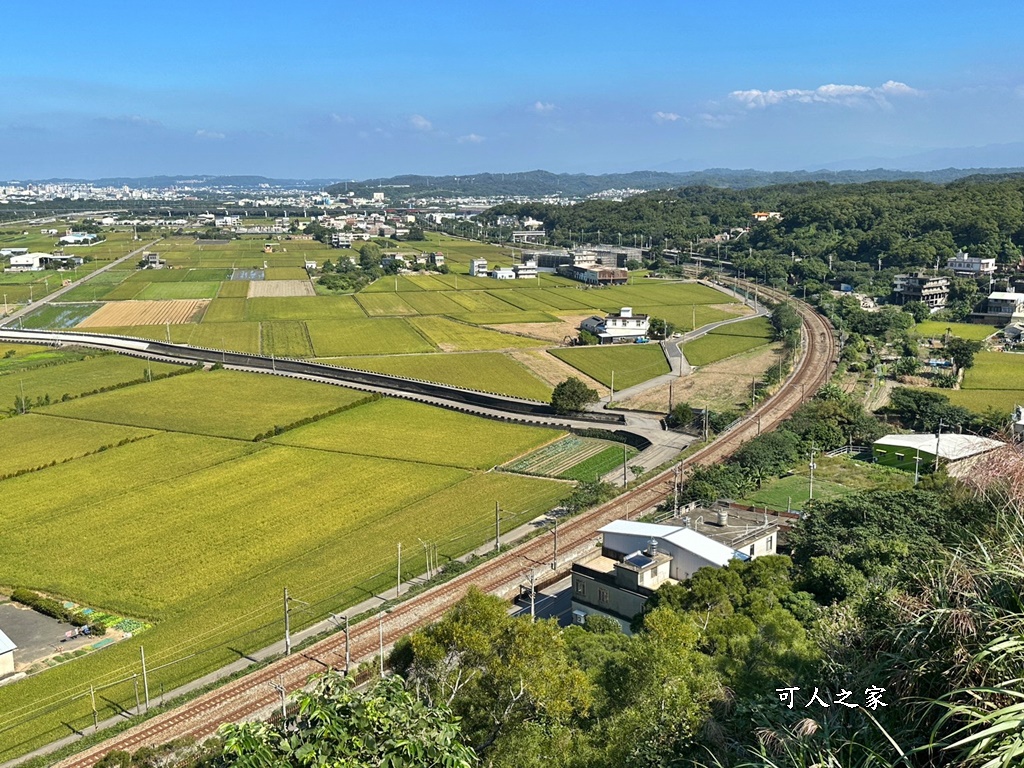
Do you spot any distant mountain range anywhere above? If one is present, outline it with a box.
[9,167,1024,197]
[333,167,1024,197]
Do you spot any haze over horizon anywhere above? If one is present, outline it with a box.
[4,0,1024,179]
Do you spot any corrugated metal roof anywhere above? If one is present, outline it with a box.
[659,528,738,567]
[598,521,682,538]
[874,433,1003,461]
[0,629,16,655]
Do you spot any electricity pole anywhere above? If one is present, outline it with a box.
[140,646,150,712]
[808,447,817,501]
[396,542,402,596]
[529,569,536,621]
[495,502,501,552]
[551,517,559,570]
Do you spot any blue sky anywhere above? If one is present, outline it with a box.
[4,1,1024,179]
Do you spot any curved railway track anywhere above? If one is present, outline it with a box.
[50,285,836,768]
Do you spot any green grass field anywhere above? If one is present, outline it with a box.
[135,282,221,300]
[0,368,567,760]
[960,351,1024,389]
[264,267,310,281]
[684,330,772,366]
[0,354,181,407]
[559,445,638,482]
[916,321,1000,341]
[39,369,366,439]
[943,388,1023,413]
[245,295,367,320]
[306,318,436,356]
[410,316,545,351]
[201,298,248,322]
[355,292,419,316]
[0,414,154,476]
[549,344,670,390]
[336,352,553,400]
[272,397,561,469]
[740,455,913,510]
[217,280,250,298]
[708,316,773,338]
[261,320,314,357]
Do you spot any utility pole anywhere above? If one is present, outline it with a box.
[622,444,628,486]
[703,407,709,442]
[344,613,350,675]
[283,588,308,656]
[934,419,944,472]
[529,569,536,621]
[140,646,150,712]
[809,446,817,501]
[751,377,756,408]
[91,685,98,732]
[551,517,559,570]
[396,542,402,596]
[495,502,501,552]
[378,611,387,676]
[609,370,614,404]
[284,587,291,655]
[914,447,921,485]
[668,380,673,413]
[673,462,680,515]
[270,678,287,720]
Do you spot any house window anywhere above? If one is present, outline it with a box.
[749,544,755,557]
[575,580,586,596]
[767,536,774,552]
[598,588,609,605]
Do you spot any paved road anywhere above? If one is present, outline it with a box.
[0,239,160,328]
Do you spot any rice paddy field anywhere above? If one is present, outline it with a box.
[502,434,638,481]
[335,351,553,400]
[0,364,568,759]
[915,320,1000,341]
[549,344,671,390]
[0,232,768,759]
[939,351,1024,413]
[683,317,774,366]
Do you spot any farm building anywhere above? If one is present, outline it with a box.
[559,264,628,285]
[872,433,1004,475]
[469,258,488,276]
[579,307,650,343]
[570,519,768,633]
[59,232,98,245]
[490,267,515,280]
[0,248,28,257]
[0,629,15,678]
[6,253,47,272]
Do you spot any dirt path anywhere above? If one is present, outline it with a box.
[509,349,609,395]
[619,343,782,412]
[486,314,594,344]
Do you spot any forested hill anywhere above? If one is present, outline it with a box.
[482,176,1024,271]
[328,167,1024,198]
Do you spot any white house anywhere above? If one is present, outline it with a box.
[0,629,15,678]
[987,291,1024,319]
[469,258,488,276]
[59,232,98,245]
[947,250,996,276]
[579,307,650,344]
[513,260,538,279]
[490,267,515,280]
[570,519,772,632]
[7,253,46,272]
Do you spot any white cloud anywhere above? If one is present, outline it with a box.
[730,81,919,109]
[457,133,484,144]
[697,112,734,128]
[652,111,680,123]
[195,129,225,140]
[410,114,432,131]
[329,112,354,125]
[532,101,556,113]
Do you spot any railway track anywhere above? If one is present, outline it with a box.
[50,286,836,768]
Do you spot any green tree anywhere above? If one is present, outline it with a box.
[551,377,599,414]
[944,336,983,374]
[903,300,930,323]
[210,673,476,767]
[648,316,675,339]
[394,588,591,756]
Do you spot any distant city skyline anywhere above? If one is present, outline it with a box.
[4,1,1024,178]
